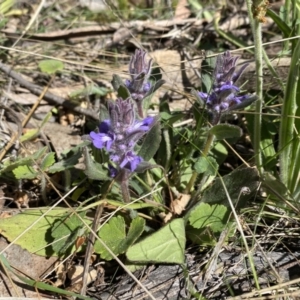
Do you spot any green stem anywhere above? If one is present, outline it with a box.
[283,0,292,50]
[279,38,300,187]
[246,0,264,176]
[117,169,131,203]
[184,132,215,194]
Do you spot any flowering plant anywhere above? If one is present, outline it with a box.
[89,98,155,175]
[197,51,257,124]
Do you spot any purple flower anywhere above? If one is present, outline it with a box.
[127,116,154,134]
[115,151,143,172]
[198,51,256,124]
[90,120,115,150]
[90,98,155,175]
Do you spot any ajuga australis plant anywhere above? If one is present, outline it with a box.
[185,51,257,193]
[89,98,155,176]
[89,98,156,202]
[197,51,257,125]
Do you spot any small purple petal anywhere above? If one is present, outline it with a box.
[198,92,208,100]
[119,152,143,172]
[108,165,118,177]
[219,102,229,111]
[124,79,131,88]
[110,154,119,162]
[128,116,154,133]
[143,82,151,93]
[90,131,114,150]
[219,84,239,92]
[99,120,111,133]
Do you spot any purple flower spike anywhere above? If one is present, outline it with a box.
[125,49,153,117]
[198,51,257,124]
[90,98,155,176]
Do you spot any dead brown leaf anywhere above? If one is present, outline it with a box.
[162,193,191,223]
[174,0,191,20]
[0,237,57,297]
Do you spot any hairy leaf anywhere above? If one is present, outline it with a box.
[0,208,87,256]
[126,218,186,264]
[41,152,56,171]
[82,147,109,180]
[194,156,218,176]
[209,124,242,140]
[51,212,89,256]
[138,118,161,161]
[189,203,229,232]
[94,216,145,260]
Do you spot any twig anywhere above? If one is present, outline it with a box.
[22,75,55,128]
[0,103,22,161]
[81,203,104,295]
[0,63,99,121]
[1,19,202,41]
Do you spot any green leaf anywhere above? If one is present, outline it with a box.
[201,52,216,93]
[189,203,229,232]
[20,113,53,143]
[0,208,84,256]
[126,218,186,264]
[144,79,166,98]
[94,216,145,260]
[209,124,242,140]
[201,167,259,208]
[48,142,90,173]
[41,152,56,171]
[186,226,217,246]
[194,156,218,176]
[117,84,131,99]
[262,172,289,199]
[0,147,48,177]
[12,165,38,179]
[138,118,161,161]
[20,128,39,143]
[70,85,109,99]
[111,74,125,91]
[191,88,205,106]
[51,212,89,256]
[266,9,294,46]
[211,141,228,165]
[0,0,15,15]
[83,147,109,180]
[134,161,162,174]
[111,74,131,98]
[39,59,64,74]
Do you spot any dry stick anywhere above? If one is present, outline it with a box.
[0,103,22,161]
[1,18,202,41]
[0,63,99,121]
[81,203,104,295]
[22,75,55,128]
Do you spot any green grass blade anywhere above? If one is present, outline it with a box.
[266,9,293,39]
[288,78,300,193]
[279,38,300,188]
